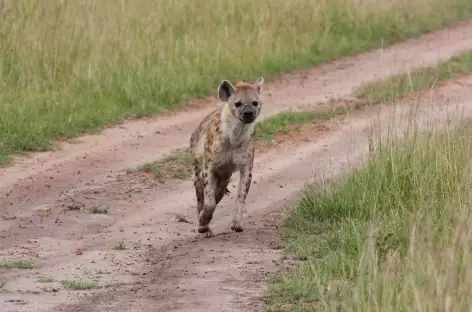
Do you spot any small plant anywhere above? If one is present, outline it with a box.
[0,280,7,291]
[61,280,99,290]
[39,276,55,283]
[0,260,34,269]
[88,205,109,214]
[110,241,126,250]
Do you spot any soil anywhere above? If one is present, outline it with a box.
[1,20,472,312]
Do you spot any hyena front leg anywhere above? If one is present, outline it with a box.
[231,164,253,233]
[215,173,231,206]
[199,161,217,237]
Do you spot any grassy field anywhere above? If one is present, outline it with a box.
[2,1,472,164]
[265,115,472,310]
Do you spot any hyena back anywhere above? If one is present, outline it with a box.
[189,77,264,237]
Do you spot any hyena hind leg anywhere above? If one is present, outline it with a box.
[193,158,204,217]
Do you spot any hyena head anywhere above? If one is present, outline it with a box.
[217,77,264,125]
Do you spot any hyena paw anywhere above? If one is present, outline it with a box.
[198,210,213,226]
[198,224,210,233]
[198,225,214,238]
[230,220,243,233]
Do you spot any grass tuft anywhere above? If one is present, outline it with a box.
[1,0,472,161]
[110,241,126,251]
[0,260,34,269]
[39,276,55,283]
[88,205,109,214]
[266,120,472,311]
[61,280,99,290]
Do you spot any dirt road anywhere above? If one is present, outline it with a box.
[1,21,472,312]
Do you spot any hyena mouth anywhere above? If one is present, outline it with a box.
[240,117,255,124]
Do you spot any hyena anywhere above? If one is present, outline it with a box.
[190,77,264,237]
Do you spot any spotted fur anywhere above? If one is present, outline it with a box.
[189,77,264,237]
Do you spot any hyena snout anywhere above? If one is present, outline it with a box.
[240,107,256,124]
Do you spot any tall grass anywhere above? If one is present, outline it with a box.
[1,0,472,162]
[266,118,472,311]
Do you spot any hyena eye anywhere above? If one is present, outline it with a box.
[252,101,259,107]
[234,101,242,108]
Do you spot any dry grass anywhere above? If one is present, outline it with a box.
[1,0,472,164]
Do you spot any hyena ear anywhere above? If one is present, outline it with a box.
[253,77,264,93]
[218,80,235,102]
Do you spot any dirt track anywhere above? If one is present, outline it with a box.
[1,21,472,312]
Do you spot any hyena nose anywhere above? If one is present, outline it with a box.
[243,111,254,117]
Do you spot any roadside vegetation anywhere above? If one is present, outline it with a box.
[265,106,472,310]
[2,0,472,164]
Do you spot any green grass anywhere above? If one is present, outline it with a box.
[2,0,472,163]
[61,280,99,290]
[110,241,126,251]
[256,107,348,142]
[266,120,472,311]
[88,205,109,214]
[356,51,472,104]
[39,276,55,283]
[0,260,34,269]
[138,148,194,180]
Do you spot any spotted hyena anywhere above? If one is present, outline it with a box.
[190,77,264,237]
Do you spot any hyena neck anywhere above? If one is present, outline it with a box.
[220,107,255,146]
